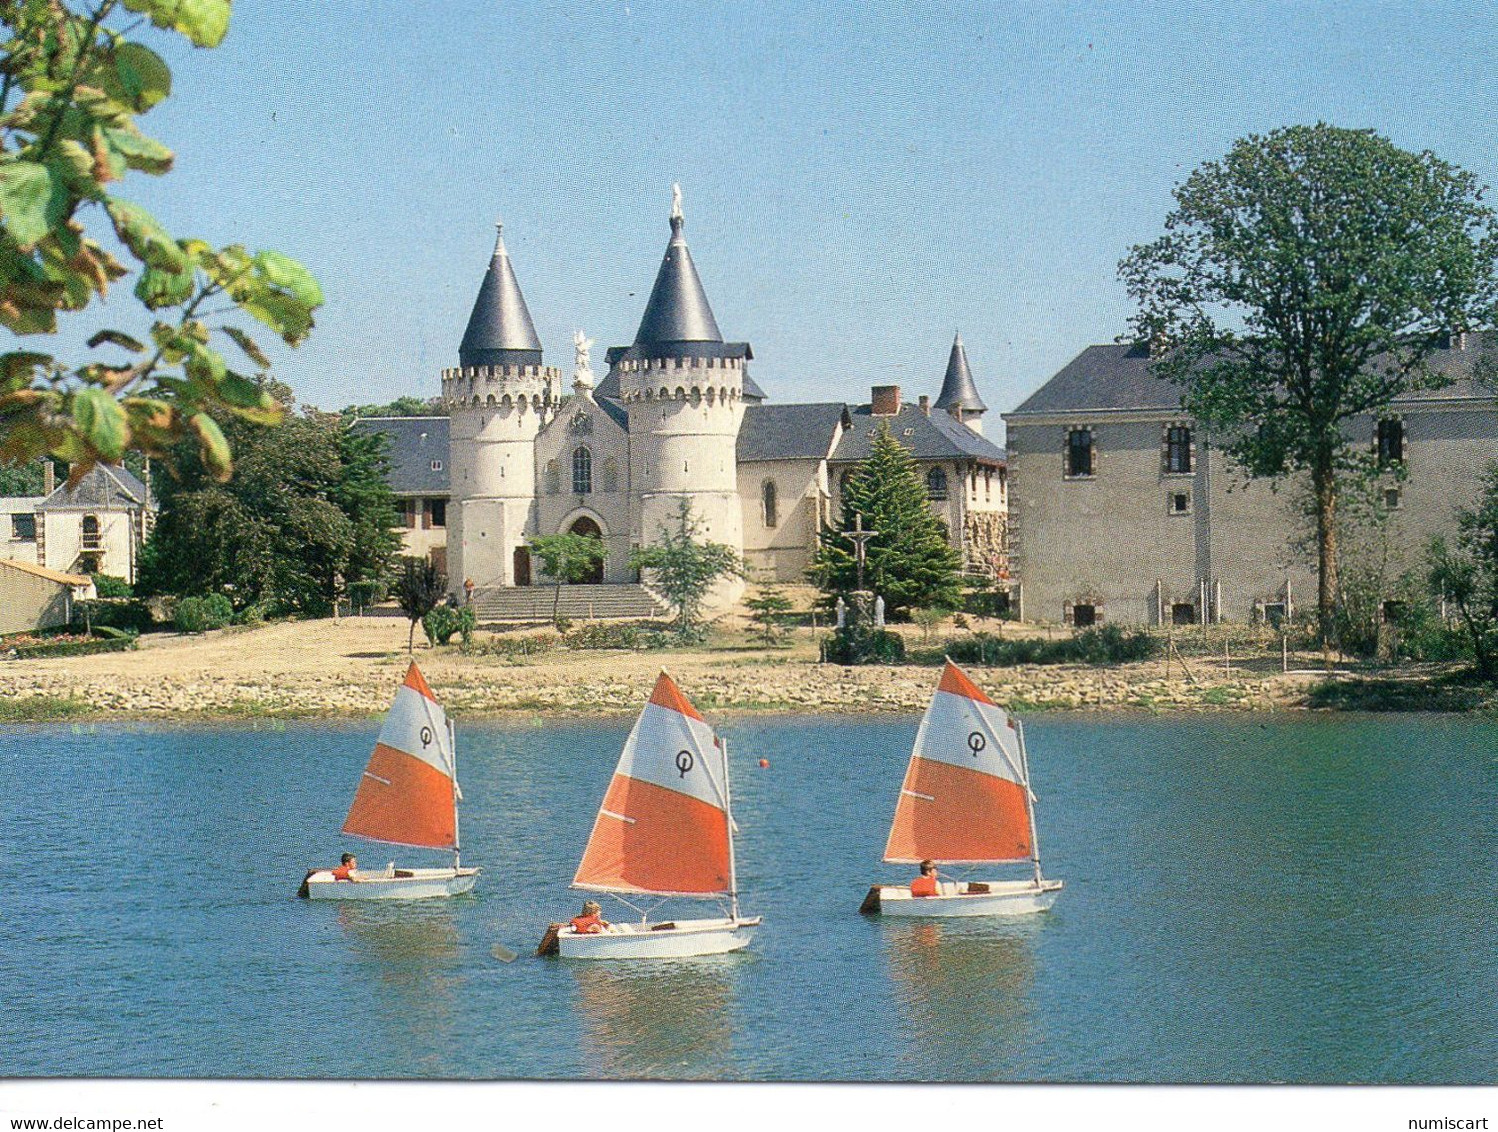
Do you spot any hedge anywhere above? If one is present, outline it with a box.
[11,635,137,660]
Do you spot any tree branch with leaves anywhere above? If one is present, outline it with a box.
[0,0,322,484]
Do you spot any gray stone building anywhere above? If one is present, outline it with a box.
[1003,337,1498,626]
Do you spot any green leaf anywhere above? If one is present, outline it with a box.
[121,0,232,48]
[240,288,315,345]
[219,325,271,368]
[254,250,324,308]
[0,352,54,385]
[134,264,195,309]
[0,161,67,249]
[103,127,174,175]
[113,43,173,112]
[218,373,283,425]
[86,330,146,353]
[105,198,188,272]
[183,341,226,385]
[72,386,130,461]
[187,411,232,479]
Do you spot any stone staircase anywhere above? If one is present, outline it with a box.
[470,583,670,625]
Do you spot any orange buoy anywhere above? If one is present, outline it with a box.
[758,758,770,768]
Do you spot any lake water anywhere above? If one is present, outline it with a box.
[1,712,1494,1082]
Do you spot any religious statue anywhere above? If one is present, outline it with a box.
[874,595,885,628]
[836,596,847,629]
[671,182,683,221]
[573,329,594,376]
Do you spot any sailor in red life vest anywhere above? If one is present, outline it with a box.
[910,859,939,897]
[330,853,358,881]
[569,900,610,933]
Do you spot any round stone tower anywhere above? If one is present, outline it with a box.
[609,188,749,601]
[442,222,561,590]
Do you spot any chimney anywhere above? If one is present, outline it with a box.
[918,395,930,416]
[42,459,54,496]
[871,385,901,416]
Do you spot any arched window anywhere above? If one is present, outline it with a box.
[762,479,778,528]
[926,467,948,501]
[600,457,618,493]
[81,514,101,550]
[572,446,592,494]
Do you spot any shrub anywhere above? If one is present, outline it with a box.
[11,635,136,659]
[92,574,133,598]
[460,631,561,658]
[821,628,905,665]
[422,603,476,646]
[78,598,155,635]
[565,621,674,651]
[944,625,1158,667]
[174,594,234,634]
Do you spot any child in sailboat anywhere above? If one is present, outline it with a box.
[570,900,610,934]
[911,860,939,897]
[331,853,358,881]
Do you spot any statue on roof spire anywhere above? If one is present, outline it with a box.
[493,218,505,255]
[671,182,683,221]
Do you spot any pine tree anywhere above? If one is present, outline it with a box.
[809,423,961,618]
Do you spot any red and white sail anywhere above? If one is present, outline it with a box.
[884,660,1033,865]
[343,662,457,850]
[573,671,732,897]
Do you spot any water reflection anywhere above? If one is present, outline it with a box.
[568,958,741,1079]
[882,918,1037,1080]
[335,902,464,1075]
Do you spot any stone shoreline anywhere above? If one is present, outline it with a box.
[1,617,1488,722]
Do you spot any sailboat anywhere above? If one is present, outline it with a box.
[859,660,1062,917]
[538,671,760,959]
[300,661,479,900]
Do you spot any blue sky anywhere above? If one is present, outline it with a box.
[105,1,1498,436]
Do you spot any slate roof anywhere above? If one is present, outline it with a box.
[39,464,148,511]
[458,225,544,369]
[830,404,1006,464]
[1011,335,1498,416]
[348,417,451,495]
[934,333,987,413]
[737,403,848,462]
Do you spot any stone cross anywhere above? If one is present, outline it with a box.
[841,513,879,592]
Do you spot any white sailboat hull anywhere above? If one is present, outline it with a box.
[303,867,479,901]
[869,878,1062,917]
[557,916,761,959]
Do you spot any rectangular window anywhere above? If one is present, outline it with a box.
[10,513,36,540]
[1376,419,1403,465]
[1261,602,1286,628]
[1071,603,1097,627]
[1170,492,1190,514]
[1383,488,1401,510]
[1166,426,1192,474]
[429,499,446,528]
[1066,430,1093,477]
[1171,602,1196,626]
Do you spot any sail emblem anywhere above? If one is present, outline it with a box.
[967,731,986,758]
[420,725,434,748]
[675,749,694,778]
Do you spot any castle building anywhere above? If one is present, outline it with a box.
[365,190,1007,600]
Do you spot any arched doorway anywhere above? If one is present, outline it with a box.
[568,516,605,583]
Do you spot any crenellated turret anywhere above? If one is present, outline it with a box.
[444,223,561,589]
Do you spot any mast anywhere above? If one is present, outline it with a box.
[449,718,460,871]
[722,736,740,923]
[1015,719,1043,887]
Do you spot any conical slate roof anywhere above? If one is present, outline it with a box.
[934,332,987,414]
[633,201,724,351]
[458,223,543,369]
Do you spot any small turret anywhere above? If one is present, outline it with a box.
[934,332,988,435]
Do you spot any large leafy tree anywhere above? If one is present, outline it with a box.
[1120,124,1498,644]
[138,386,400,616]
[809,423,961,618]
[0,1,322,484]
[630,499,743,641]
